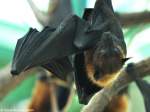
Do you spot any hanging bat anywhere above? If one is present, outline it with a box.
[11,0,128,105]
[74,0,129,104]
[126,63,150,112]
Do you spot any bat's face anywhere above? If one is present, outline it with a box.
[91,32,126,86]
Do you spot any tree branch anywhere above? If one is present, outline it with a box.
[118,11,150,27]
[27,0,50,26]
[27,0,150,27]
[27,0,72,27]
[0,64,37,100]
[82,57,150,112]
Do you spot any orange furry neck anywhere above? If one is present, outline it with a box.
[86,64,120,87]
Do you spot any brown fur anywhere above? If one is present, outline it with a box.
[86,63,120,87]
[28,79,71,112]
[104,94,128,112]
[28,80,51,112]
[28,47,127,112]
[85,49,128,112]
[85,49,120,87]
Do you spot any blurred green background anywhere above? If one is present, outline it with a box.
[0,0,150,112]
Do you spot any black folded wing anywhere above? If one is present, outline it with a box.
[11,14,96,79]
[11,27,73,79]
[74,53,101,104]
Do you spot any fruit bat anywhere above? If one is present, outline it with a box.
[126,63,150,112]
[11,0,127,104]
[74,0,128,104]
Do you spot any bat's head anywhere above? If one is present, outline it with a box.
[93,32,128,81]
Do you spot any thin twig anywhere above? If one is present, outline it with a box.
[27,0,72,27]
[0,64,37,100]
[27,0,50,26]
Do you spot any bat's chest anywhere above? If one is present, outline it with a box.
[84,50,120,87]
[85,63,120,87]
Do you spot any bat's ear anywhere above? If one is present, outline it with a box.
[122,57,131,64]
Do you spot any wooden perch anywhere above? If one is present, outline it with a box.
[82,57,150,112]
[28,0,150,28]
[27,0,72,27]
[118,11,150,27]
[0,64,37,100]
[27,0,50,26]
